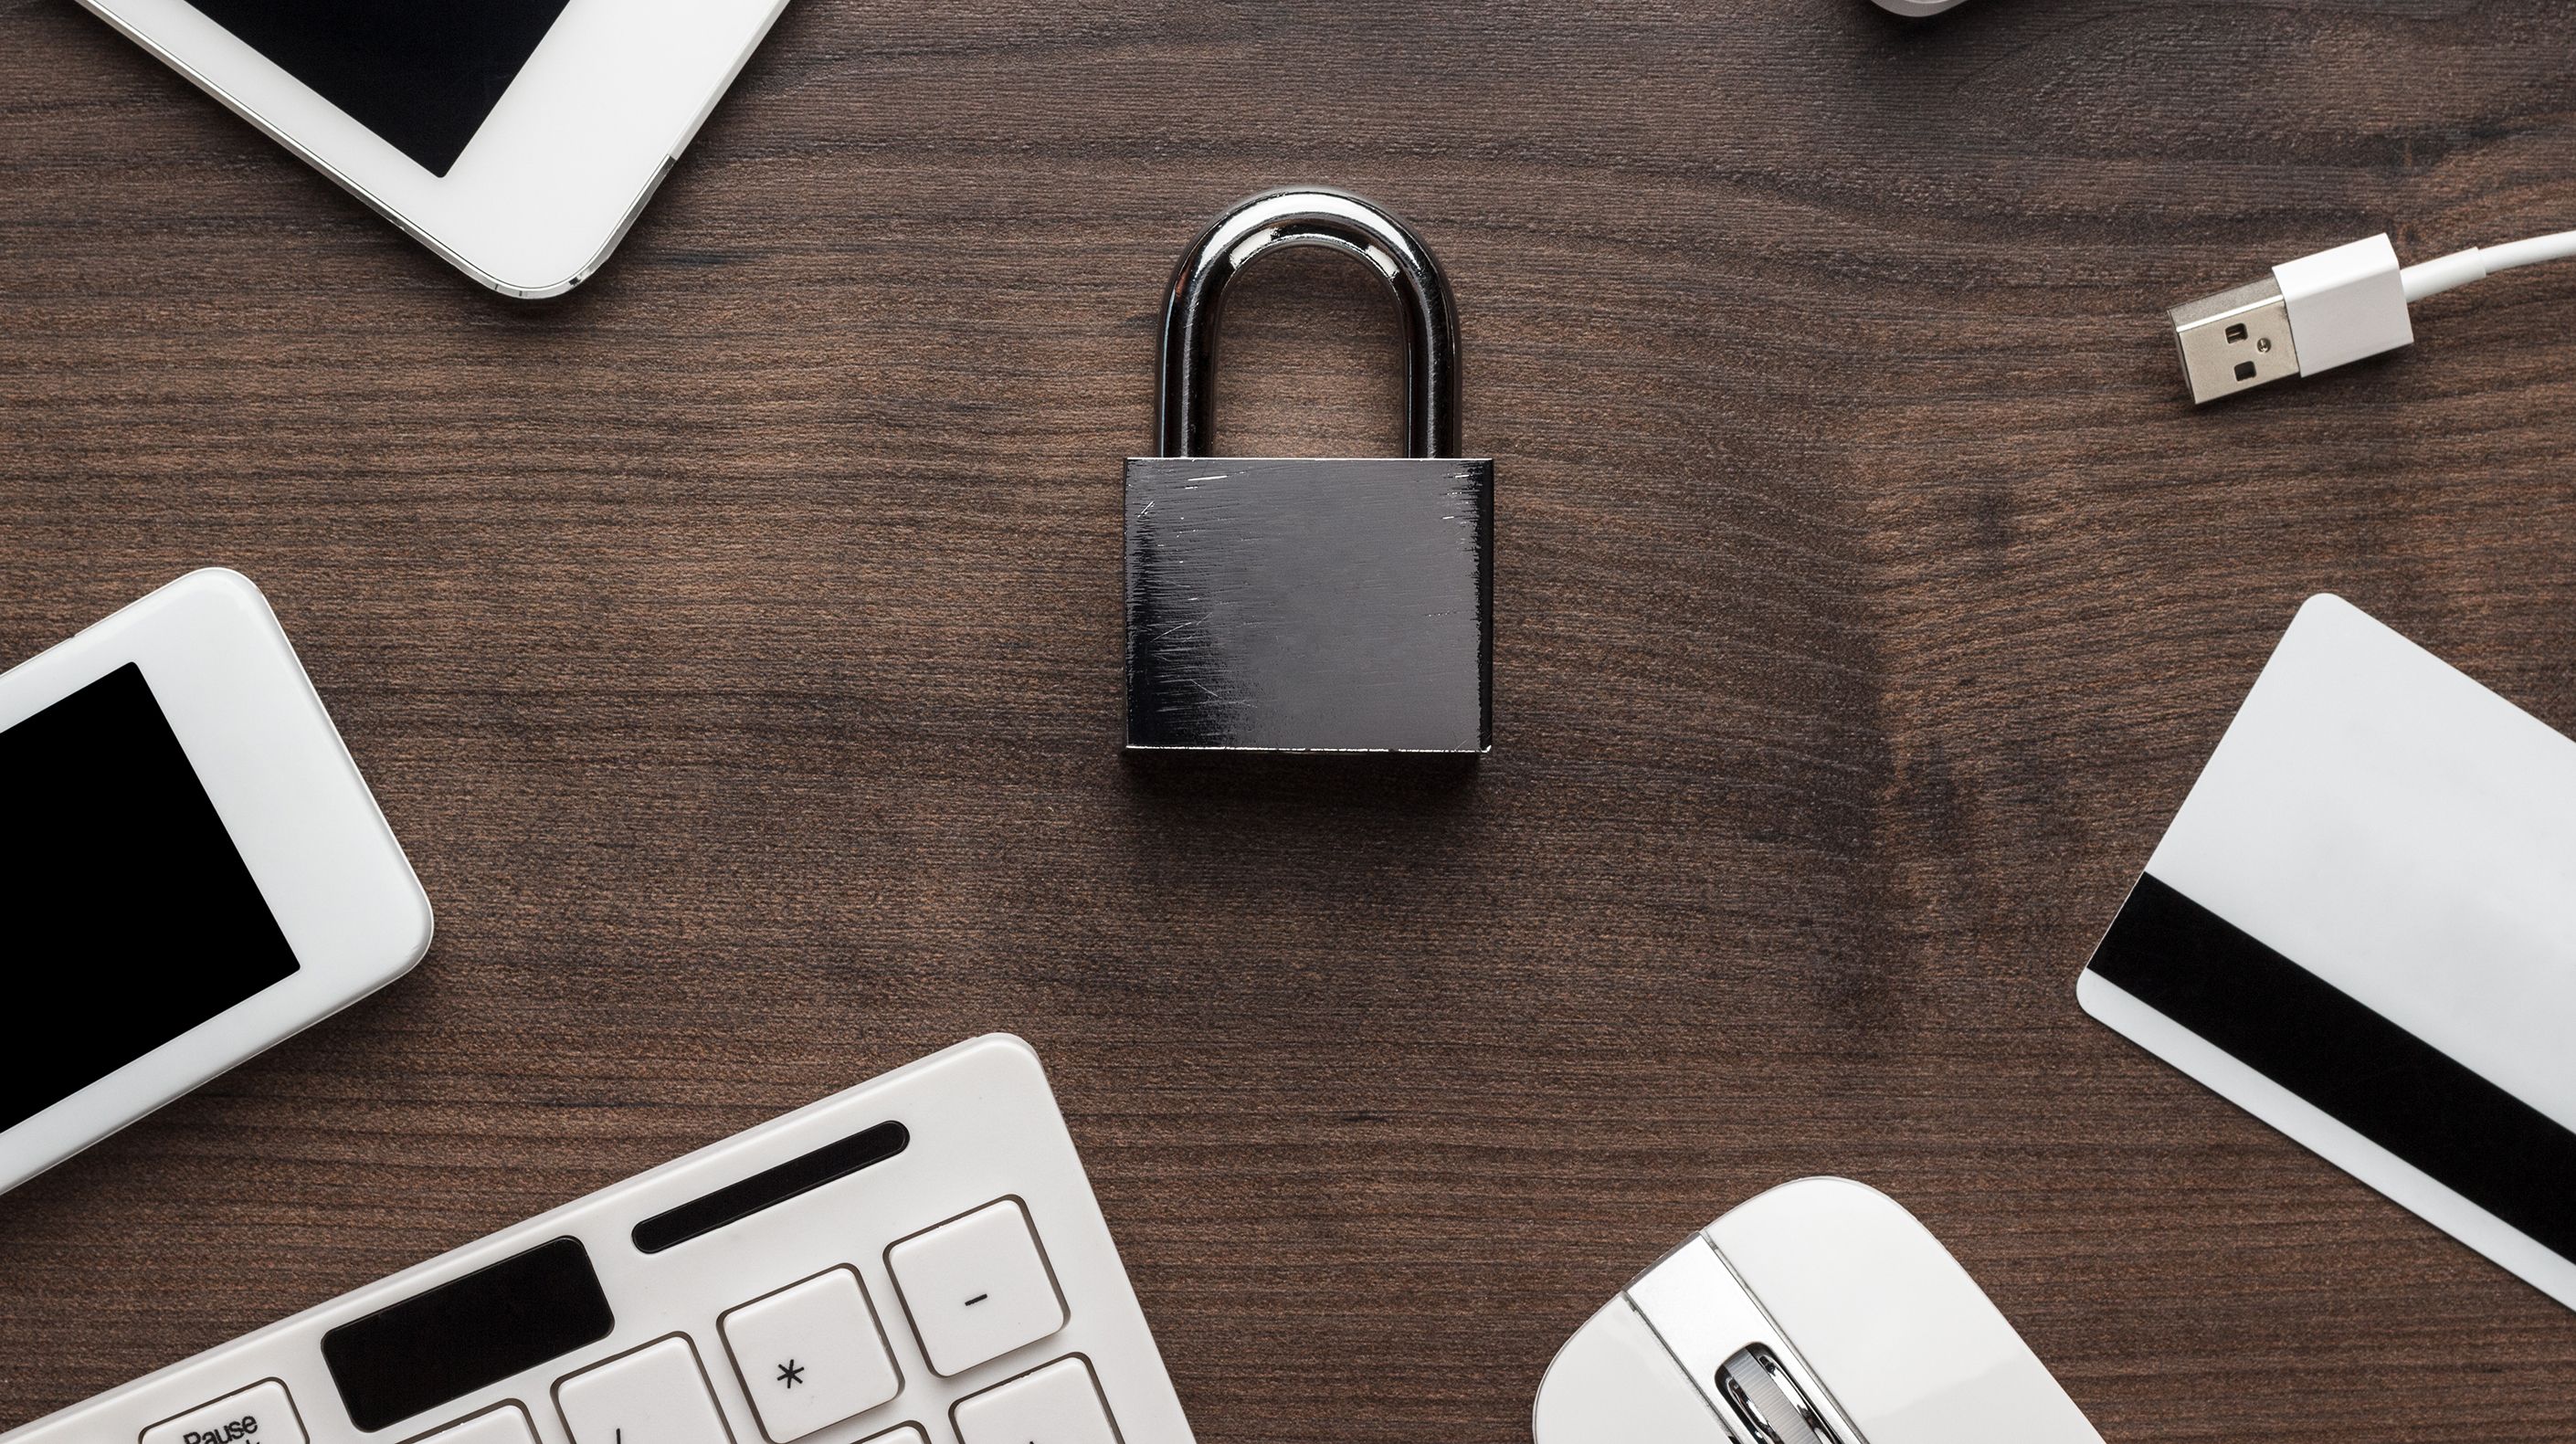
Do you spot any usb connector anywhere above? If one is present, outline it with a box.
[2169,235,2410,404]
[2170,275,2300,402]
[2170,227,2576,404]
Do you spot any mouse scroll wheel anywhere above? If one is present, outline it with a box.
[1716,1345,1843,1444]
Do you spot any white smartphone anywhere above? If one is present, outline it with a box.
[72,0,792,298]
[0,569,432,1196]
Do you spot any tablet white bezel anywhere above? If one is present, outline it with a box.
[73,0,792,298]
[0,569,433,1194]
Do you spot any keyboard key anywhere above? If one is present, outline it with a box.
[140,1381,307,1444]
[885,1198,1069,1376]
[860,1429,927,1444]
[555,1336,730,1444]
[410,1405,541,1444]
[722,1268,903,1442]
[952,1356,1120,1444]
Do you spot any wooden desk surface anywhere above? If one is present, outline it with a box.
[4,2,2573,1439]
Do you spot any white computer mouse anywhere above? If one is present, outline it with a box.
[1533,1177,2104,1444]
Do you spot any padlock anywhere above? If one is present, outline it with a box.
[1124,188,1494,754]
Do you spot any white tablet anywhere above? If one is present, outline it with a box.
[0,569,432,1196]
[73,0,792,297]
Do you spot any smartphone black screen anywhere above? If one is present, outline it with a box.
[0,664,298,1131]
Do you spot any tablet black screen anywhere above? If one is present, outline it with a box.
[185,0,575,177]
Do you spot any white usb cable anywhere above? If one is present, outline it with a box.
[2168,229,2576,403]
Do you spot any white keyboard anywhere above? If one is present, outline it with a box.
[2,1036,1195,1444]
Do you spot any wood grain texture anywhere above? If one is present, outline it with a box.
[4,1,2574,1439]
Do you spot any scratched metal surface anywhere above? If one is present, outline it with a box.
[1124,458,1494,752]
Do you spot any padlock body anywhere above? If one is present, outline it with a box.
[1124,457,1493,753]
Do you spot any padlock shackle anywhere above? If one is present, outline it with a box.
[1155,188,1463,460]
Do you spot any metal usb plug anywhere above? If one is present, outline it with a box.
[2169,235,2441,404]
[2168,275,2300,404]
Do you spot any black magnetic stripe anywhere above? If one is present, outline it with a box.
[2092,873,2576,1262]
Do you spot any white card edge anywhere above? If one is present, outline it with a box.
[2075,968,2576,1312]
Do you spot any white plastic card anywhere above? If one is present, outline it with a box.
[2080,593,2576,1310]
